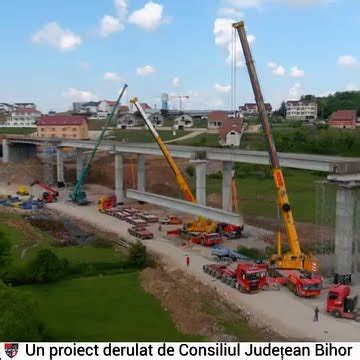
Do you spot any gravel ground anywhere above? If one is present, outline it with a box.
[1,183,360,341]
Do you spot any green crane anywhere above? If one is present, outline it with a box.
[69,83,128,205]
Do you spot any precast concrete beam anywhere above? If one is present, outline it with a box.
[126,189,243,225]
[115,153,124,204]
[190,160,207,205]
[137,154,145,192]
[222,161,233,212]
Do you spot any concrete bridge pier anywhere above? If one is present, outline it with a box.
[2,139,37,163]
[137,154,145,192]
[190,160,207,205]
[115,153,124,204]
[57,148,65,187]
[76,148,84,180]
[222,161,233,212]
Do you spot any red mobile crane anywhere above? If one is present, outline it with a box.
[30,181,59,203]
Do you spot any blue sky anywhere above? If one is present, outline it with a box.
[0,0,358,112]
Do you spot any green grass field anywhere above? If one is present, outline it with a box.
[111,129,188,143]
[0,127,35,135]
[173,133,220,147]
[207,169,324,223]
[21,273,197,341]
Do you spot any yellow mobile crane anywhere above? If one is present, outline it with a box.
[232,21,319,273]
[130,97,217,234]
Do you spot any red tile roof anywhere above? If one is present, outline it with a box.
[218,118,244,140]
[105,100,116,106]
[140,103,151,110]
[37,115,87,126]
[119,105,129,112]
[329,110,357,127]
[208,111,231,122]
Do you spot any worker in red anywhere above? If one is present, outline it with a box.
[186,255,190,267]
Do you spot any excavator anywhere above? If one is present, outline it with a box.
[130,97,219,239]
[232,22,320,285]
[69,84,128,205]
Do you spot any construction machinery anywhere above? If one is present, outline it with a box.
[30,181,59,203]
[327,285,360,321]
[130,97,219,238]
[69,84,128,205]
[233,22,319,273]
[161,215,183,225]
[128,226,154,240]
[16,185,29,196]
[98,195,117,212]
[203,261,268,293]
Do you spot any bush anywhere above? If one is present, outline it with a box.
[0,281,47,341]
[208,171,223,180]
[237,246,264,260]
[91,236,114,248]
[128,242,151,269]
[29,249,69,284]
[185,165,195,178]
[0,231,11,267]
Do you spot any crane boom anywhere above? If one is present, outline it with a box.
[70,84,128,204]
[232,22,317,271]
[130,97,196,203]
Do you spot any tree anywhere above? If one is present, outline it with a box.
[128,241,149,269]
[29,249,68,283]
[185,165,195,177]
[273,101,287,118]
[0,282,46,340]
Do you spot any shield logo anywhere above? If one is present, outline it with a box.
[4,343,19,358]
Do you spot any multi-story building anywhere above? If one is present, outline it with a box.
[239,103,272,118]
[0,103,13,114]
[7,108,41,127]
[286,100,318,121]
[13,102,36,110]
[36,115,88,139]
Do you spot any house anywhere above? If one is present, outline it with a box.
[13,102,36,110]
[119,105,130,114]
[239,103,272,118]
[329,110,357,129]
[0,103,13,114]
[286,100,318,121]
[97,100,116,119]
[36,115,88,139]
[174,114,193,129]
[117,112,143,128]
[218,118,244,146]
[7,108,41,127]
[148,112,164,127]
[207,111,232,130]
[140,103,152,112]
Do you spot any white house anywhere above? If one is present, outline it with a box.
[148,112,164,127]
[0,103,13,114]
[174,114,193,129]
[117,112,143,128]
[286,100,318,121]
[218,118,244,146]
[7,108,41,127]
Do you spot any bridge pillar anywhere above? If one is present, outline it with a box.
[190,160,207,205]
[115,153,124,204]
[137,154,145,192]
[57,149,65,187]
[222,161,233,212]
[76,148,84,180]
[2,139,9,163]
[334,184,357,282]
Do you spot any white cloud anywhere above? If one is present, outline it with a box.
[290,66,305,78]
[345,83,359,91]
[31,22,81,52]
[267,62,285,76]
[104,72,122,81]
[337,55,359,68]
[62,88,98,102]
[288,83,302,100]
[214,83,231,93]
[172,77,180,87]
[214,18,255,68]
[128,2,170,31]
[227,0,335,8]
[99,15,124,37]
[114,0,128,18]
[137,65,156,76]
[218,7,244,18]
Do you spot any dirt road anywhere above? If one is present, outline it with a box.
[46,196,360,341]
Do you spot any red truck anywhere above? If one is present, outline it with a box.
[128,226,154,240]
[191,233,222,247]
[275,269,323,297]
[203,261,268,293]
[327,284,360,321]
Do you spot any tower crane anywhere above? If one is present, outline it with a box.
[232,21,319,274]
[169,95,189,111]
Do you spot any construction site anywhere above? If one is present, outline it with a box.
[1,21,360,342]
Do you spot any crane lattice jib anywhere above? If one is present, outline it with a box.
[71,84,128,201]
[233,22,301,256]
